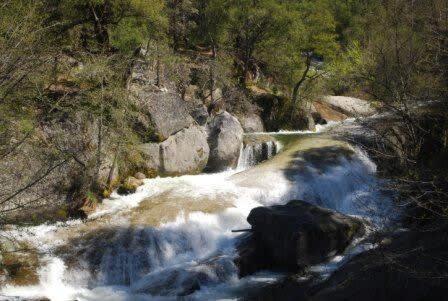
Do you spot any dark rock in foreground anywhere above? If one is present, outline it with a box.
[245,226,448,301]
[235,200,365,276]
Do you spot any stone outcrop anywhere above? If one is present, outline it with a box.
[128,52,194,141]
[320,96,375,117]
[140,125,209,176]
[312,101,348,123]
[206,111,244,171]
[235,200,365,276]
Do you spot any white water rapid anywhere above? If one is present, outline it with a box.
[0,127,397,301]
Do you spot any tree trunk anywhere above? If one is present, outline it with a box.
[210,45,217,103]
[94,80,104,189]
[290,55,312,119]
[156,51,161,87]
[107,143,120,188]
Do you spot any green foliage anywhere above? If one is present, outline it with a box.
[110,18,148,53]
[324,41,363,95]
[46,0,166,51]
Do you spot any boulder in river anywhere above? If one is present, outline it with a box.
[159,125,209,175]
[117,176,144,195]
[139,125,209,176]
[246,226,448,301]
[235,200,365,276]
[206,111,244,171]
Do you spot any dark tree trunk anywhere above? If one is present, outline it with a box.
[290,54,312,119]
[210,45,217,103]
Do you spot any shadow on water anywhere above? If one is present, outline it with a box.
[281,146,355,180]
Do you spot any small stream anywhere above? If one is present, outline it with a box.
[0,120,398,301]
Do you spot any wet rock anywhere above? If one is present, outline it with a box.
[250,226,448,301]
[238,135,278,168]
[206,111,244,171]
[311,111,328,125]
[68,194,98,219]
[235,200,365,276]
[310,227,448,301]
[117,176,144,195]
[132,255,236,296]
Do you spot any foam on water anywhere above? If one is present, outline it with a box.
[1,134,395,301]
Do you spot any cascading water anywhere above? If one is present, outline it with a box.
[237,140,280,169]
[0,133,396,301]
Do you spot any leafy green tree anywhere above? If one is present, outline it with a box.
[228,0,290,86]
[46,0,166,51]
[267,0,338,114]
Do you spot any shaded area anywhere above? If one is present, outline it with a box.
[281,146,354,180]
[244,225,448,301]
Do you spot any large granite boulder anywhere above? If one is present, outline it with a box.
[206,112,244,171]
[321,96,375,117]
[129,52,194,141]
[160,125,209,175]
[139,125,209,176]
[133,91,194,141]
[235,200,365,276]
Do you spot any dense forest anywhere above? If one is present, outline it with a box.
[1,0,448,299]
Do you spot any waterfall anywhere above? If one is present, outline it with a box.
[0,136,396,301]
[237,140,279,169]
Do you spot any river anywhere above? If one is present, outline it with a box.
[0,119,397,301]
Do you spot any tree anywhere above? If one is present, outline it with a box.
[228,0,290,86]
[166,0,197,51]
[267,0,338,115]
[46,0,166,52]
[193,0,230,103]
